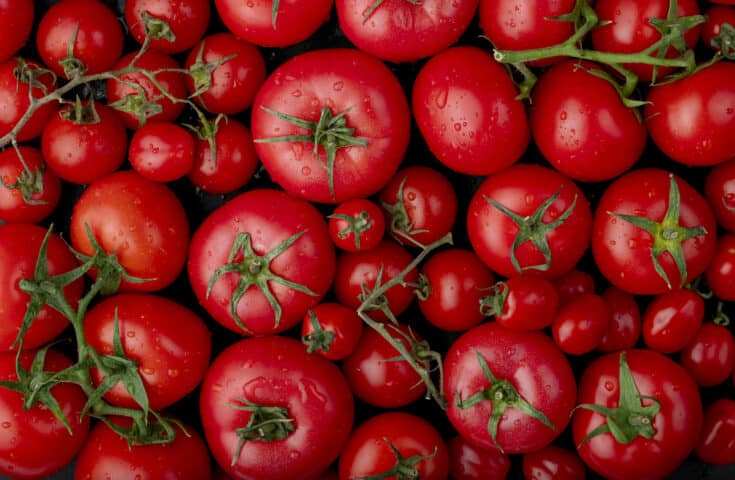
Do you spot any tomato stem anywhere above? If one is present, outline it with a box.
[355,438,436,480]
[301,309,336,354]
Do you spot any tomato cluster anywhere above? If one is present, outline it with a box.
[1,0,735,479]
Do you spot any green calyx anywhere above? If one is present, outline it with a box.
[206,230,318,334]
[479,281,508,318]
[355,439,437,480]
[271,0,281,29]
[254,106,368,200]
[576,351,660,447]
[456,350,555,453]
[301,309,336,354]
[187,41,237,99]
[141,10,176,44]
[381,176,428,247]
[327,209,374,251]
[108,90,163,129]
[58,23,86,79]
[60,96,100,125]
[609,174,707,289]
[229,397,295,465]
[0,151,47,206]
[712,22,735,60]
[361,0,420,24]
[13,58,55,94]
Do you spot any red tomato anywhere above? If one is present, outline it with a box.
[444,322,576,454]
[642,288,704,353]
[0,0,33,63]
[188,189,335,335]
[0,57,58,142]
[328,198,386,252]
[680,322,735,387]
[695,399,735,465]
[447,435,511,480]
[125,0,211,54]
[412,46,529,176]
[552,293,610,355]
[338,412,449,480]
[200,336,354,480]
[704,157,735,233]
[336,0,479,63]
[128,121,195,182]
[701,5,735,54]
[70,170,190,292]
[553,269,596,305]
[252,48,410,204]
[597,286,641,352]
[522,445,586,480]
[467,164,592,279]
[492,276,560,331]
[706,233,735,301]
[592,168,717,295]
[0,146,61,224]
[300,302,363,361]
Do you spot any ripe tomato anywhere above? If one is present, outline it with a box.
[252,48,410,204]
[300,302,363,361]
[128,121,195,182]
[597,286,641,352]
[704,157,735,233]
[706,233,735,301]
[447,435,511,480]
[0,146,61,224]
[0,57,58,142]
[200,335,354,480]
[412,46,529,176]
[125,0,211,54]
[552,293,610,355]
[328,198,385,252]
[695,399,735,465]
[553,269,596,305]
[680,322,735,387]
[188,189,335,335]
[642,288,704,353]
[0,0,33,63]
[522,445,586,480]
[338,412,449,480]
[701,5,735,54]
[491,276,560,331]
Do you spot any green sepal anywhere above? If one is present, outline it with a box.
[141,10,176,43]
[361,0,421,24]
[381,175,429,246]
[479,281,508,317]
[711,23,735,60]
[301,309,336,354]
[228,397,295,466]
[355,438,437,480]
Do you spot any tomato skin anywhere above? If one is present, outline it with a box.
[300,302,363,361]
[573,349,703,480]
[642,288,704,353]
[0,146,61,224]
[522,445,586,480]
[553,269,596,305]
[328,198,385,252]
[695,399,735,465]
[597,286,641,352]
[704,157,735,233]
[447,435,511,480]
[706,233,735,301]
[701,5,735,52]
[680,322,735,387]
[552,293,610,355]
[0,350,90,480]
[128,121,195,182]
[0,0,33,63]
[645,61,735,167]
[412,46,529,176]
[495,276,560,331]
[70,170,190,292]
[126,0,211,54]
[200,336,354,480]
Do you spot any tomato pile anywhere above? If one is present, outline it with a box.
[1,0,735,479]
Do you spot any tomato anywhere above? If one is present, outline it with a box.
[0,224,83,351]
[695,399,735,465]
[0,0,33,63]
[704,157,735,233]
[70,170,190,292]
[444,322,576,454]
[301,302,363,361]
[328,198,385,252]
[336,0,479,63]
[84,293,211,410]
[338,412,449,480]
[36,0,124,78]
[188,189,335,336]
[41,100,127,184]
[701,5,735,54]
[641,288,704,353]
[128,121,195,182]
[592,168,717,295]
[522,445,586,480]
[126,0,210,54]
[418,248,495,332]
[200,335,353,480]
[412,46,529,176]
[0,349,89,479]
[645,61,735,167]
[252,48,410,204]
[75,416,211,480]
[491,276,560,331]
[0,57,58,142]
[552,293,610,355]
[215,0,333,47]
[597,286,641,352]
[0,146,61,224]
[573,350,702,480]
[553,269,596,305]
[706,233,735,301]
[185,33,266,115]
[447,435,511,480]
[467,164,592,279]
[530,60,646,182]
[680,322,735,387]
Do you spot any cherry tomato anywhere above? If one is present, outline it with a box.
[300,302,363,361]
[680,322,735,387]
[328,198,385,252]
[522,445,586,480]
[0,146,61,224]
[129,121,196,182]
[597,286,641,352]
[706,233,735,301]
[0,0,33,63]
[125,0,211,54]
[492,276,560,332]
[642,288,704,354]
[447,435,511,480]
[553,269,596,305]
[701,5,735,54]
[0,57,58,142]
[695,399,735,465]
[704,157,735,233]
[552,293,610,355]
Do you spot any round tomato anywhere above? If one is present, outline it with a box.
[328,198,385,252]
[125,0,210,54]
[0,57,58,142]
[128,121,195,182]
[0,0,33,63]
[704,157,735,233]
[597,286,641,352]
[490,276,560,331]
[522,445,586,480]
[301,302,363,361]
[553,269,596,305]
[447,435,511,480]
[701,5,735,55]
[642,288,704,353]
[680,322,735,387]
[706,233,735,301]
[0,146,61,224]
[552,293,610,355]
[695,399,735,465]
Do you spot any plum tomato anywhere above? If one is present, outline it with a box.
[641,288,704,354]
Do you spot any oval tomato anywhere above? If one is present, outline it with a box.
[128,121,195,182]
[706,233,735,301]
[597,286,641,352]
[680,322,735,387]
[522,445,586,480]
[551,293,610,355]
[125,0,211,54]
[695,399,735,465]
[704,157,735,233]
[641,288,704,353]
[0,146,61,224]
[447,435,511,480]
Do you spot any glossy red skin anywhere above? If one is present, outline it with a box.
[695,399,735,465]
[590,0,702,81]
[444,322,577,454]
[592,168,717,295]
[201,336,354,480]
[379,165,458,246]
[42,101,127,184]
[418,248,495,332]
[0,350,89,479]
[106,51,187,129]
[412,46,529,176]
[704,157,735,233]
[300,302,363,361]
[188,189,335,335]
[328,198,385,252]
[645,62,735,167]
[125,0,211,54]
[70,170,190,292]
[333,239,417,322]
[36,0,123,78]
[336,0,479,63]
[702,5,735,52]
[0,146,60,224]
[215,0,333,47]
[522,445,586,480]
[495,276,560,331]
[188,117,258,194]
[480,0,576,67]
[0,224,83,351]
[342,323,426,408]
[84,293,212,410]
[597,286,641,352]
[185,33,266,115]
[0,0,33,62]
[642,288,704,353]
[680,322,735,387]
[531,60,646,182]
[338,412,449,480]
[74,417,211,480]
[0,57,58,142]
[252,48,410,204]
[706,233,735,301]
[447,435,511,480]
[553,269,596,305]
[467,164,592,279]
[573,349,702,480]
[552,293,610,355]
[128,121,195,182]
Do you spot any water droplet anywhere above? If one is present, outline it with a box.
[291,89,302,97]
[167,369,179,378]
[126,331,135,338]
[406,192,416,201]
[628,239,637,248]
[453,123,462,131]
[434,88,448,109]
[525,193,534,205]
[609,240,616,246]
[559,111,567,120]
[1,422,10,429]
[727,107,734,115]
[142,367,155,375]
[332,81,344,91]
[724,193,735,208]
[301,166,311,176]
[604,381,615,391]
